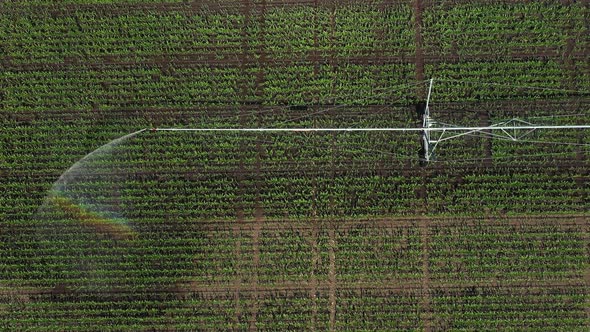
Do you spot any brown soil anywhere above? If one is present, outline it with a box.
[413,0,425,98]
[232,209,244,330]
[309,184,319,331]
[562,38,577,92]
[4,50,586,73]
[479,111,493,167]
[247,91,267,329]
[328,226,337,332]
[15,275,586,303]
[420,218,432,332]
[248,204,264,331]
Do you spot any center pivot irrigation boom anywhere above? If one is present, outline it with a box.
[419,79,590,162]
[152,79,590,163]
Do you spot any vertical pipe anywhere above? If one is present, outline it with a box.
[425,78,433,117]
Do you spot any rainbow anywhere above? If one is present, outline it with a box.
[48,194,137,241]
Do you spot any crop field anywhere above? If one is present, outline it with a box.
[0,0,589,331]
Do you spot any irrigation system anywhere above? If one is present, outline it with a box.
[152,79,590,163]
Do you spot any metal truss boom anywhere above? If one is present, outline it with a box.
[153,125,590,132]
[151,78,590,164]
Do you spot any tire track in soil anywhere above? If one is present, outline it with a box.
[574,155,587,206]
[577,217,590,318]
[479,111,493,167]
[309,182,319,331]
[6,0,374,17]
[419,217,432,332]
[248,146,266,331]
[562,38,577,92]
[232,143,247,329]
[248,203,264,332]
[177,214,588,235]
[247,2,266,330]
[560,1,582,93]
[328,133,338,332]
[310,2,320,327]
[254,0,267,107]
[328,225,337,332]
[7,50,586,73]
[329,1,337,99]
[233,1,252,328]
[30,278,585,300]
[240,0,252,106]
[412,0,426,98]
[414,167,428,214]
[582,215,590,321]
[312,0,320,81]
[232,205,244,331]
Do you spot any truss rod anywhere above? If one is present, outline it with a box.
[153,125,590,132]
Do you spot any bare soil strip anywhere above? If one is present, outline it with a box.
[254,0,267,103]
[232,2,251,324]
[193,214,590,232]
[177,278,586,299]
[15,278,586,301]
[2,0,398,17]
[14,214,586,239]
[231,163,246,330]
[248,78,267,330]
[6,51,586,73]
[309,185,319,331]
[479,111,493,167]
[312,0,320,79]
[232,215,243,330]
[328,225,337,332]
[582,216,590,320]
[420,218,432,332]
[248,204,263,331]
[412,0,425,98]
[329,1,337,98]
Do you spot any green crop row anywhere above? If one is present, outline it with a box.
[0,5,414,64]
[422,2,587,56]
[1,1,589,330]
